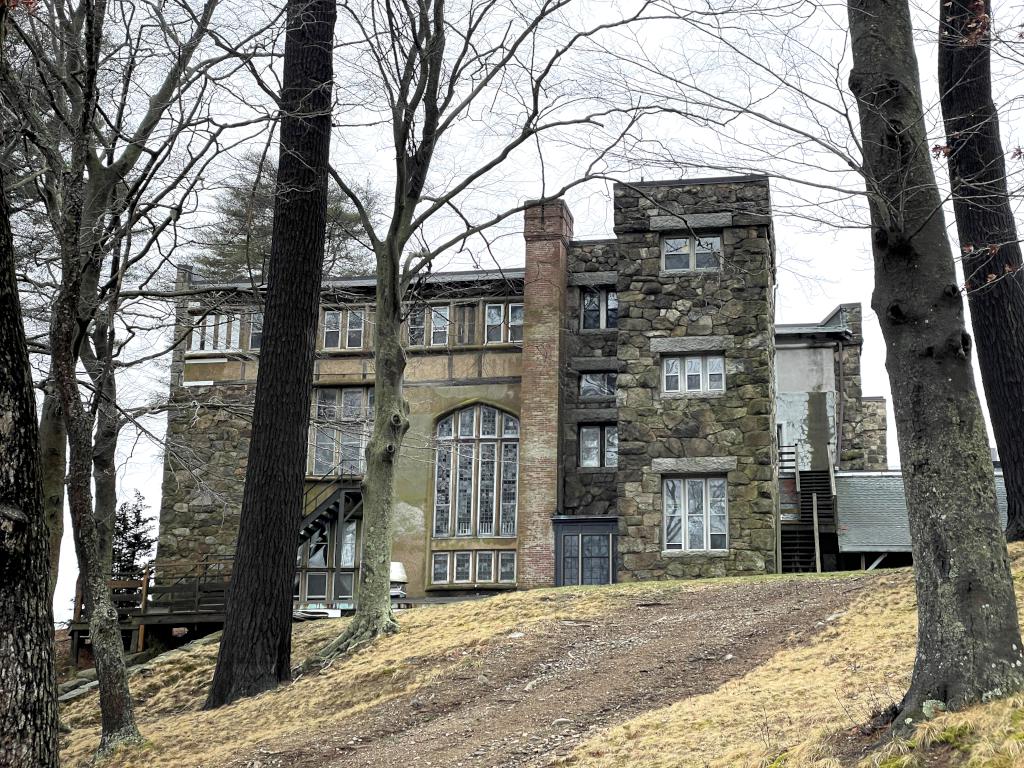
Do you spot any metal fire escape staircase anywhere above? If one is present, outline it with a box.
[779,445,837,573]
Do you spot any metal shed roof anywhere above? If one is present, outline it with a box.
[835,471,1007,552]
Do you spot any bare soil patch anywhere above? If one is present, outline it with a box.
[235,576,870,768]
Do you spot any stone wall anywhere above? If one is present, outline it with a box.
[834,304,888,470]
[613,177,778,579]
[156,383,254,567]
[562,239,620,519]
[847,397,888,470]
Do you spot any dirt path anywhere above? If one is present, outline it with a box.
[238,576,871,768]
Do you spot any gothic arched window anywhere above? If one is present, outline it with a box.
[432,405,519,538]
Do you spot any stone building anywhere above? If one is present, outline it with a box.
[156,175,892,611]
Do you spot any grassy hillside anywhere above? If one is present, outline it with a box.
[59,549,1024,768]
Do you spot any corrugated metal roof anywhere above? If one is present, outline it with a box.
[835,471,1007,552]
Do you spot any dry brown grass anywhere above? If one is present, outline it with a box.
[61,575,766,767]
[566,545,1024,768]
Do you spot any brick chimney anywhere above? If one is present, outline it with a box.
[517,199,573,588]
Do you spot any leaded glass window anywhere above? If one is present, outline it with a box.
[454,552,472,582]
[432,405,519,539]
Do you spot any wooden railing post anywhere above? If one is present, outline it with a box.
[812,492,822,573]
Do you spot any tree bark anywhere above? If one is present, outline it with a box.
[47,0,141,751]
[937,0,1024,541]
[311,247,407,663]
[0,135,60,767]
[204,0,336,709]
[38,390,67,603]
[848,0,1024,723]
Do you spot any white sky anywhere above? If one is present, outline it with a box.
[50,0,1015,620]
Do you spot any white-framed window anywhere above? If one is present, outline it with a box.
[476,551,494,582]
[580,288,618,330]
[663,355,726,394]
[433,404,519,538]
[498,551,516,583]
[323,310,342,348]
[453,551,472,583]
[249,311,263,350]
[509,303,524,342]
[484,302,525,343]
[579,424,618,468]
[431,305,450,346]
[408,306,426,346]
[294,516,359,607]
[346,309,365,349]
[663,476,728,551]
[579,372,617,400]
[432,552,450,584]
[662,234,722,272]
[485,303,504,343]
[189,313,242,352]
[309,387,373,476]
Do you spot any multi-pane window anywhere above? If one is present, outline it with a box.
[431,305,450,346]
[455,304,478,345]
[347,309,365,349]
[429,549,514,585]
[663,355,726,394]
[309,387,373,476]
[323,308,367,350]
[561,533,614,586]
[453,551,472,583]
[498,551,516,582]
[485,303,525,343]
[433,404,519,539]
[294,517,357,606]
[664,477,728,551]
[408,306,426,346]
[662,234,722,272]
[189,313,243,352]
[249,312,263,350]
[580,288,618,330]
[579,372,617,400]
[323,310,342,348]
[579,424,618,468]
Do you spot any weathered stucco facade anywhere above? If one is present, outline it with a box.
[156,174,891,610]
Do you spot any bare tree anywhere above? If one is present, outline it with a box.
[578,0,1024,726]
[2,0,278,752]
[848,0,1023,722]
[305,0,656,661]
[205,0,337,709]
[0,6,59,765]
[938,0,1024,541]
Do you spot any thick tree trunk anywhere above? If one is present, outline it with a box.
[38,390,67,603]
[204,0,336,709]
[937,0,1024,541]
[848,0,1024,723]
[312,250,407,662]
[0,150,60,767]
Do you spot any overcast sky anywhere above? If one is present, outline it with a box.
[51,0,1017,620]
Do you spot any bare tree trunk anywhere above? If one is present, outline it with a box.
[937,0,1024,541]
[204,0,336,709]
[0,135,60,767]
[39,390,66,602]
[84,323,119,575]
[312,248,406,662]
[47,0,140,751]
[848,0,1024,723]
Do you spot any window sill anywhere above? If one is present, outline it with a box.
[426,582,517,591]
[661,549,730,558]
[658,269,721,278]
[575,466,617,474]
[661,390,725,400]
[578,328,618,335]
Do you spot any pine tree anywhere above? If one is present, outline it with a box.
[111,491,157,578]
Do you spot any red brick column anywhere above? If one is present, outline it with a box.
[518,199,572,588]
